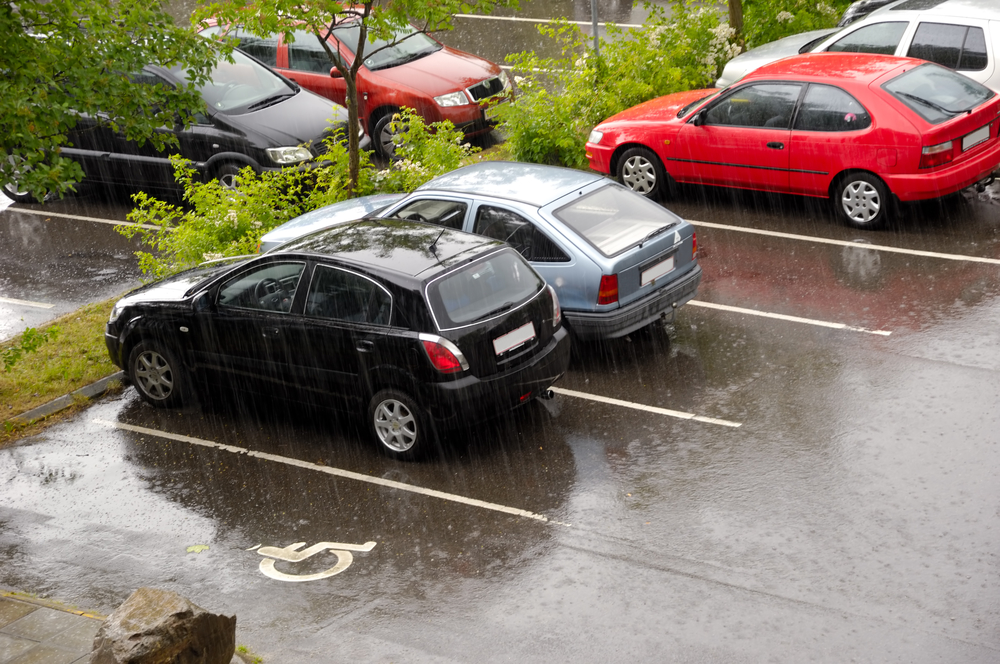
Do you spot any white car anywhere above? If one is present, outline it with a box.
[717,0,1000,91]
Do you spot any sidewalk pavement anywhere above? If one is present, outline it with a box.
[0,594,103,664]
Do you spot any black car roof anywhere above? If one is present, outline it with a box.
[277,218,506,281]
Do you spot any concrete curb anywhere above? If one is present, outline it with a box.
[7,371,125,426]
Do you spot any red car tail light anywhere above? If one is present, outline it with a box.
[597,274,619,305]
[919,140,955,169]
[418,334,469,374]
[547,285,562,327]
[692,231,698,259]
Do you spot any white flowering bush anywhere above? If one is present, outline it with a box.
[119,108,476,279]
[743,0,850,47]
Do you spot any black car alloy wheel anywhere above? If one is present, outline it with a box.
[368,389,430,460]
[128,341,187,408]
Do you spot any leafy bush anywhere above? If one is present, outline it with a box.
[2,326,60,373]
[496,0,848,169]
[118,108,478,278]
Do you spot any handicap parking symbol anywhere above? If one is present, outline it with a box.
[257,541,376,582]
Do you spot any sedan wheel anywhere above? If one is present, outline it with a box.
[368,389,430,460]
[2,154,38,203]
[128,341,187,408]
[835,173,890,229]
[617,147,669,200]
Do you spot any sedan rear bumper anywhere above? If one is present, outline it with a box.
[423,326,571,428]
[565,264,702,341]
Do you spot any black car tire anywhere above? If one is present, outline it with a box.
[368,389,431,460]
[617,147,670,200]
[373,112,400,160]
[833,172,890,229]
[2,155,39,203]
[128,340,188,408]
[213,163,243,190]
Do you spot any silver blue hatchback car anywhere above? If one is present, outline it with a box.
[260,162,701,340]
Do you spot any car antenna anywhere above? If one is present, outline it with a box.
[428,227,446,257]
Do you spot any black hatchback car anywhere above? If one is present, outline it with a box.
[3,48,366,202]
[105,219,571,460]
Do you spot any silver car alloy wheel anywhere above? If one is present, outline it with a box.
[373,398,417,452]
[134,349,175,401]
[621,154,657,195]
[840,179,881,224]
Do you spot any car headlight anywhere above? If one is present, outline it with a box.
[266,146,313,165]
[498,70,511,91]
[434,91,471,107]
[108,302,125,324]
[587,129,604,144]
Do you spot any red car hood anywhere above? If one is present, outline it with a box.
[602,88,718,125]
[374,46,501,97]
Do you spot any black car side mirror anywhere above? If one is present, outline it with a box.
[193,291,212,312]
[691,111,704,127]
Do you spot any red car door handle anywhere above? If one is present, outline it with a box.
[766,142,784,150]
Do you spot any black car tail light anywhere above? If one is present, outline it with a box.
[548,285,562,327]
[419,333,469,374]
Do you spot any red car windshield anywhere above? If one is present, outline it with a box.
[330,22,441,71]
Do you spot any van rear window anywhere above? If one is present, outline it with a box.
[426,249,543,329]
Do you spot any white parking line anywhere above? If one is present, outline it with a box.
[5,207,165,231]
[92,418,572,526]
[689,220,1000,266]
[0,295,54,309]
[454,14,642,29]
[550,387,742,428]
[688,300,892,336]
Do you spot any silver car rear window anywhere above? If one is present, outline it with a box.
[554,184,681,257]
[426,250,543,329]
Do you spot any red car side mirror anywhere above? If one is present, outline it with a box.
[329,67,343,79]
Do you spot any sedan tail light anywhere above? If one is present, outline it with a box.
[919,140,955,169]
[597,274,619,305]
[419,333,469,374]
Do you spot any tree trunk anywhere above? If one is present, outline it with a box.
[729,0,744,43]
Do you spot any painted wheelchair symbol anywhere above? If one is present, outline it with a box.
[257,541,376,582]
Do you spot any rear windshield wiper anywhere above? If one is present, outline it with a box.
[247,92,296,112]
[639,222,679,247]
[895,91,963,117]
[476,300,515,322]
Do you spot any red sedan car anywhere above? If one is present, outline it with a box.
[586,53,1000,229]
[201,20,511,158]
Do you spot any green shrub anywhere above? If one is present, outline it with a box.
[118,108,477,278]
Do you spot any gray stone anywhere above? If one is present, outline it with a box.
[90,587,235,664]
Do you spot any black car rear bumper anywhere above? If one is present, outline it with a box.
[423,326,571,427]
[565,264,702,341]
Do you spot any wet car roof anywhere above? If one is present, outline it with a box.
[417,161,605,208]
[277,218,504,279]
[751,52,912,84]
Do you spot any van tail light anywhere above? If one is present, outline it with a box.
[548,285,562,327]
[597,274,619,305]
[419,333,469,374]
[692,231,698,259]
[919,140,954,169]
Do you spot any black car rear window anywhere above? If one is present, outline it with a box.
[425,249,543,329]
[883,62,995,124]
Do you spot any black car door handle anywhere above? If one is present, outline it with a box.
[261,327,280,338]
[766,142,784,150]
[356,340,374,353]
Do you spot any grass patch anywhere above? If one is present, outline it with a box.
[1,296,123,443]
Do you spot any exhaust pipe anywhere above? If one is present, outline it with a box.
[540,389,555,400]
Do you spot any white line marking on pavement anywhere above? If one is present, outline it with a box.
[0,296,55,309]
[689,220,1000,265]
[92,418,572,527]
[550,387,742,428]
[454,14,642,28]
[688,300,892,336]
[5,207,165,231]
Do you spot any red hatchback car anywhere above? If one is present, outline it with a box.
[200,20,511,158]
[586,53,1000,229]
